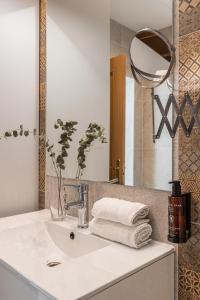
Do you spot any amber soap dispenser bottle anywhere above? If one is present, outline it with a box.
[168,181,191,244]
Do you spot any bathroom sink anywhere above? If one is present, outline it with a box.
[0,218,110,265]
[45,221,110,258]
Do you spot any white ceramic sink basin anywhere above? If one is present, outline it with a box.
[0,219,110,265]
[46,221,109,258]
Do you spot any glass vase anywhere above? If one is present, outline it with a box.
[49,204,65,221]
[49,178,65,221]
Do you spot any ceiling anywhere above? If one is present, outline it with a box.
[111,0,172,31]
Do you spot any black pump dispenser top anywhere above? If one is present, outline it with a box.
[169,181,182,197]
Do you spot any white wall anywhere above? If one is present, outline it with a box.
[47,0,110,181]
[125,77,135,186]
[0,0,39,217]
[154,80,172,191]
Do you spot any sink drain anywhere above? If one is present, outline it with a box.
[70,232,75,240]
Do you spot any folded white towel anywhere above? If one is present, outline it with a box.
[92,198,149,226]
[90,218,152,249]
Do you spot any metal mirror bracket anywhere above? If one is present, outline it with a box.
[154,92,200,139]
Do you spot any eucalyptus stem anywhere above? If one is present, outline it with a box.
[76,123,107,179]
[76,166,81,180]
[1,125,36,140]
[58,168,63,215]
[46,119,78,216]
[50,149,59,179]
[50,153,61,215]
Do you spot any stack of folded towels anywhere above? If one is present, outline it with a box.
[90,198,152,249]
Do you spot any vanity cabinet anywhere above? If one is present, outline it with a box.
[0,253,174,300]
[0,262,50,300]
[88,254,174,300]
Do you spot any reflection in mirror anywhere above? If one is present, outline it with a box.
[130,28,175,87]
[46,0,174,191]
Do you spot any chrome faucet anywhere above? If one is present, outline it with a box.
[63,183,89,229]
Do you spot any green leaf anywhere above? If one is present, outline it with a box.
[57,119,63,126]
[56,155,64,165]
[59,164,65,170]
[62,149,68,157]
[71,121,78,126]
[13,130,18,137]
[24,130,29,137]
[60,132,68,140]
[47,145,54,152]
[4,132,12,137]
[19,125,23,136]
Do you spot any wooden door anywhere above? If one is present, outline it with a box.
[110,55,126,184]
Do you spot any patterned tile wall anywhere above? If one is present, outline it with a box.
[39,0,47,210]
[179,266,200,299]
[179,0,200,14]
[179,0,200,36]
[178,0,200,299]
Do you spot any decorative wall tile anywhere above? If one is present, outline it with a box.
[179,0,200,14]
[179,174,200,223]
[179,129,200,177]
[179,224,200,273]
[179,0,200,36]
[179,31,200,90]
[179,174,200,196]
[179,0,200,298]
[179,31,200,129]
[39,0,47,209]
[39,144,46,192]
[179,266,200,299]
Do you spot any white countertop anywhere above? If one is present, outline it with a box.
[0,210,174,300]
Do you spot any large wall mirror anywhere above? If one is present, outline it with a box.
[46,0,174,191]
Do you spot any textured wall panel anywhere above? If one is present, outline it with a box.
[39,0,46,209]
[179,0,200,298]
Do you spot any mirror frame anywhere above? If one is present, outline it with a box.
[129,28,176,88]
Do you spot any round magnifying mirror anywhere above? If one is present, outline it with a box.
[129,28,175,88]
